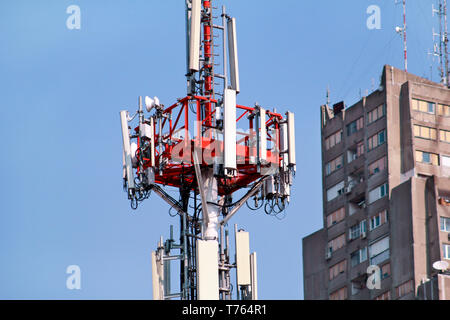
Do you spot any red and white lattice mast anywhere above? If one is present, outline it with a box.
[120,0,296,300]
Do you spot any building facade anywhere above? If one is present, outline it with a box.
[303,65,450,300]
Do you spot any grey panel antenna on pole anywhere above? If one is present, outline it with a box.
[235,229,251,286]
[120,110,135,193]
[287,111,296,167]
[223,88,237,175]
[189,0,201,72]
[227,17,240,93]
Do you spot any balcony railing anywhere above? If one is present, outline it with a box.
[370,249,390,266]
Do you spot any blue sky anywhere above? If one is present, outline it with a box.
[0,0,440,299]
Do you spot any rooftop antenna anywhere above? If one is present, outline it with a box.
[445,0,449,86]
[431,0,449,85]
[395,0,408,72]
[326,86,330,105]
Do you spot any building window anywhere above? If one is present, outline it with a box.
[327,180,345,202]
[328,234,346,253]
[357,141,365,157]
[440,129,450,143]
[329,286,347,300]
[438,104,450,117]
[368,183,388,204]
[369,236,390,265]
[444,244,450,260]
[368,156,387,177]
[329,260,347,281]
[381,263,391,279]
[347,117,364,136]
[375,291,391,300]
[349,220,367,241]
[351,280,364,296]
[327,207,345,228]
[325,130,343,150]
[441,217,450,232]
[397,280,414,299]
[325,155,344,176]
[412,99,435,114]
[442,155,450,168]
[414,125,437,140]
[370,210,388,231]
[368,129,386,151]
[350,247,368,267]
[367,104,386,124]
[416,150,440,166]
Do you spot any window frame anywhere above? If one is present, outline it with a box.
[416,150,440,166]
[440,129,450,143]
[367,104,386,125]
[441,217,450,232]
[412,98,436,115]
[414,124,437,141]
[444,244,450,260]
[368,129,387,151]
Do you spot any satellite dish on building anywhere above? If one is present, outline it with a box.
[432,260,449,272]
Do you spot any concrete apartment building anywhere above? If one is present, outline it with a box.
[303,65,450,300]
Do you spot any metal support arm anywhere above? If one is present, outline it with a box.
[220,176,269,226]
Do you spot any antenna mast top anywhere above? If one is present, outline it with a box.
[431,0,449,86]
[395,0,408,72]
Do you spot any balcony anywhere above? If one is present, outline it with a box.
[370,249,390,266]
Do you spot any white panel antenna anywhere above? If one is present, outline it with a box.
[223,88,237,176]
[189,0,201,72]
[196,240,220,300]
[130,142,138,168]
[149,117,156,167]
[151,251,164,300]
[280,122,289,171]
[227,17,240,93]
[286,111,296,167]
[120,110,135,194]
[235,230,251,286]
[259,108,267,162]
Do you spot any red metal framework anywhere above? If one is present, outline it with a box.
[134,95,283,196]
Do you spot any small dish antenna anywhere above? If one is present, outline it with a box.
[145,96,155,112]
[432,260,449,272]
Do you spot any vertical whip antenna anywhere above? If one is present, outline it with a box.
[395,0,408,72]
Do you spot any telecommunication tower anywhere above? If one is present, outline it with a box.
[119,0,296,300]
[431,0,449,86]
[395,0,408,72]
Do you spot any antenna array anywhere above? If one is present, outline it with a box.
[119,0,296,300]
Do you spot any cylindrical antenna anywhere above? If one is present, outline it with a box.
[326,86,330,106]
[403,0,408,72]
[444,0,449,86]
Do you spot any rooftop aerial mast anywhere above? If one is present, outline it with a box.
[120,0,296,300]
[432,0,450,86]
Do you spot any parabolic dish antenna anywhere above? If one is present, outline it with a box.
[432,260,449,272]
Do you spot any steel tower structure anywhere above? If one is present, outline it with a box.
[120,0,296,300]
